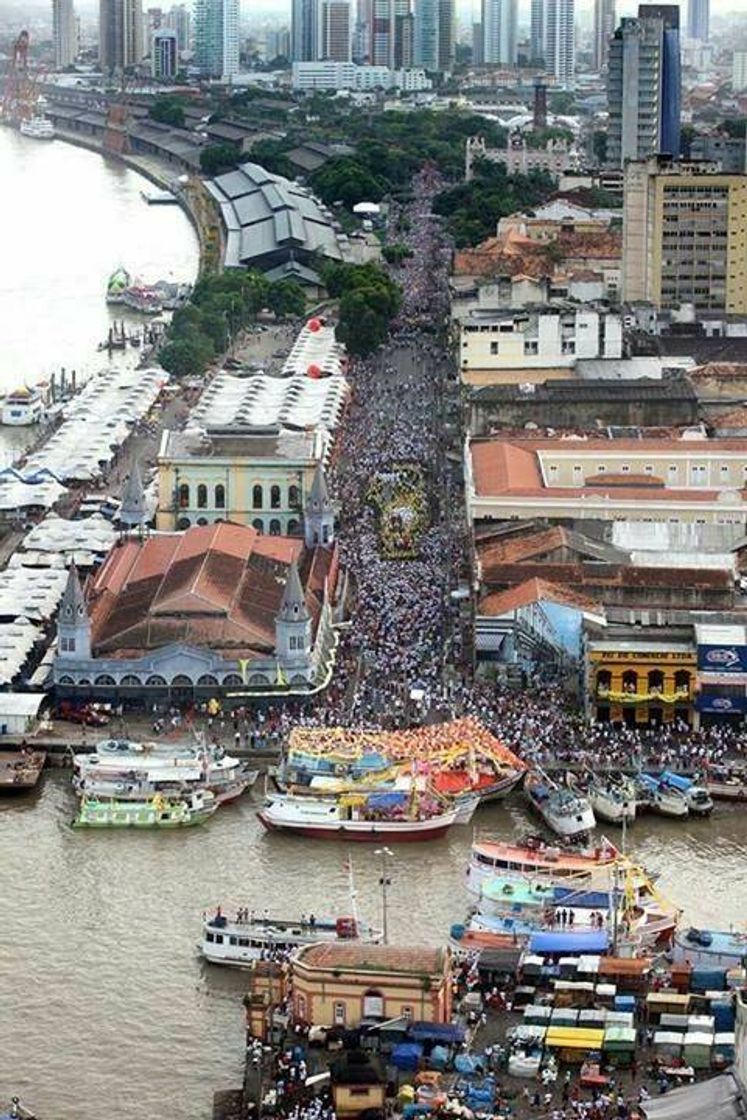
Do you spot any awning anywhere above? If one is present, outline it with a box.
[409,1022,465,1044]
[529,931,609,954]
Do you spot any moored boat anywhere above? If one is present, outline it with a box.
[75,739,254,801]
[0,748,46,793]
[201,909,383,967]
[20,114,54,139]
[673,925,747,969]
[524,770,596,839]
[635,773,689,818]
[257,790,472,841]
[72,789,217,828]
[706,767,747,801]
[658,770,713,816]
[1,386,45,426]
[588,775,636,824]
[466,836,622,895]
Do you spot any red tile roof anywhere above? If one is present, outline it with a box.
[477,526,567,567]
[296,943,447,975]
[479,577,603,618]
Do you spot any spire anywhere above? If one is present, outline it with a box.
[119,461,146,528]
[277,556,310,623]
[308,461,332,515]
[60,563,87,623]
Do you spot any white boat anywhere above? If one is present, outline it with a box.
[1,386,45,426]
[76,740,255,803]
[201,910,383,967]
[257,791,473,841]
[20,115,54,140]
[587,776,636,824]
[635,774,689,818]
[524,770,596,839]
[73,765,253,805]
[659,771,713,816]
[72,789,217,828]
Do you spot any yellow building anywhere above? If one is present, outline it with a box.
[588,627,696,725]
[291,944,452,1029]
[622,157,747,313]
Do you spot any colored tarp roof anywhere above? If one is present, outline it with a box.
[530,931,609,954]
[409,1022,465,1043]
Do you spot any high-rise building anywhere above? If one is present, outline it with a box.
[734,50,747,93]
[152,26,177,74]
[320,0,351,60]
[592,0,614,70]
[413,0,439,68]
[193,0,239,77]
[99,0,144,73]
[394,0,413,68]
[371,0,395,65]
[542,0,575,86]
[266,27,291,60]
[606,4,680,167]
[291,0,319,60]
[437,0,455,70]
[472,21,483,65]
[529,0,544,61]
[622,156,747,313]
[482,0,517,65]
[687,0,708,42]
[53,0,77,68]
[165,3,190,52]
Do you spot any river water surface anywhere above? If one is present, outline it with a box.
[1,776,746,1119]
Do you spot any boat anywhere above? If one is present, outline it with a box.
[73,766,253,805]
[673,925,747,969]
[588,774,636,824]
[706,767,747,802]
[524,770,596,839]
[201,910,383,967]
[141,189,178,205]
[20,115,54,140]
[76,739,255,802]
[466,836,623,895]
[1,1098,36,1119]
[0,748,46,793]
[257,790,473,841]
[121,285,163,314]
[658,770,713,816]
[635,773,689,818]
[0,386,45,426]
[106,267,131,303]
[72,789,217,828]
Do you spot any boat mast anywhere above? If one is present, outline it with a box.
[375,846,393,945]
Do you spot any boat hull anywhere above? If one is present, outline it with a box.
[257,812,453,842]
[707,781,747,802]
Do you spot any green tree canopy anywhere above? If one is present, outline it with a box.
[149,95,186,128]
[199,143,241,176]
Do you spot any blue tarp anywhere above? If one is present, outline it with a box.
[529,930,609,954]
[391,1043,423,1070]
[430,1045,449,1069]
[660,770,692,792]
[409,1021,465,1044]
[553,887,610,908]
[366,790,408,810]
[639,773,661,792]
[352,752,390,773]
[454,1055,481,1074]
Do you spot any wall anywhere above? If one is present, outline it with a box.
[292,969,449,1027]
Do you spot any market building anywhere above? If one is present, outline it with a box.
[53,521,344,705]
[586,625,696,725]
[290,944,453,1029]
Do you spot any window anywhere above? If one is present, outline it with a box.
[269,519,281,536]
[252,518,264,533]
[252,484,263,510]
[402,1006,414,1021]
[215,483,225,509]
[333,1002,346,1026]
[270,484,281,509]
[644,465,653,475]
[597,464,606,473]
[60,636,76,653]
[489,341,498,355]
[621,464,630,474]
[287,518,299,535]
[288,484,300,509]
[197,484,207,509]
[362,990,384,1018]
[178,482,190,508]
[296,993,306,1020]
[720,465,729,479]
[524,340,539,356]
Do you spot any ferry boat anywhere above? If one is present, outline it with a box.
[201,910,383,967]
[524,770,596,839]
[466,836,623,896]
[635,773,689,818]
[73,765,253,806]
[20,115,54,140]
[658,770,713,816]
[72,789,217,828]
[0,386,45,426]
[106,267,131,303]
[587,775,636,825]
[76,740,254,802]
[257,790,475,841]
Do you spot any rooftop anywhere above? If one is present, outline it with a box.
[479,577,604,620]
[160,427,320,464]
[295,943,447,975]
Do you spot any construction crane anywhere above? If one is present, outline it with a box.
[2,30,44,124]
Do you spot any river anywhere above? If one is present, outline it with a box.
[0,127,198,452]
[1,776,746,1119]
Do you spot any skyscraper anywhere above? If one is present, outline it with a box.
[413,0,439,68]
[152,26,177,74]
[53,0,77,68]
[606,4,680,167]
[543,0,575,86]
[193,0,239,77]
[291,0,319,60]
[437,0,455,70]
[165,3,190,52]
[592,0,615,70]
[529,0,544,61]
[687,0,708,41]
[99,0,144,73]
[394,0,413,68]
[371,0,395,65]
[320,0,352,60]
[482,0,517,65]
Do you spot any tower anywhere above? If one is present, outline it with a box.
[482,0,517,65]
[304,463,334,548]
[57,564,91,661]
[543,0,575,87]
[291,0,319,60]
[194,0,239,77]
[687,0,708,42]
[592,0,615,70]
[99,0,144,73]
[119,461,147,530]
[54,0,78,68]
[275,557,312,662]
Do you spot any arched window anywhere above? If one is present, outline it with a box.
[674,669,691,694]
[287,518,299,535]
[215,483,225,509]
[621,670,638,695]
[171,674,193,689]
[223,674,242,686]
[197,674,219,688]
[177,517,191,530]
[252,484,263,510]
[120,674,142,688]
[596,669,611,696]
[362,989,384,1018]
[197,517,208,526]
[270,484,281,509]
[94,674,116,686]
[248,673,269,685]
[58,675,74,685]
[197,484,208,509]
[252,518,264,534]
[178,483,190,508]
[269,519,281,536]
[289,485,300,509]
[146,675,167,687]
[648,670,665,694]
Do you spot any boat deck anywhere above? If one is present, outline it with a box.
[0,749,46,791]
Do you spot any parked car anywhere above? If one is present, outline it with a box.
[55,702,110,727]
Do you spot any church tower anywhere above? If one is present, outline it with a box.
[275,556,312,662]
[304,462,334,548]
[57,564,91,661]
[119,460,147,531]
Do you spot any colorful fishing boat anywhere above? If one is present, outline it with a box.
[467,836,623,895]
[257,790,475,841]
[72,789,217,828]
[201,910,383,967]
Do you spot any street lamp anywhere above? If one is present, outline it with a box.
[374,846,394,946]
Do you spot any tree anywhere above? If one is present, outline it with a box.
[719,118,746,139]
[327,262,402,357]
[382,243,413,266]
[310,156,389,209]
[591,130,608,167]
[267,280,307,318]
[159,332,215,377]
[199,143,241,176]
[251,137,294,178]
[149,95,185,128]
[549,91,576,114]
[432,162,556,247]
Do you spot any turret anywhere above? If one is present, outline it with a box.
[119,460,147,530]
[275,556,312,662]
[304,461,334,548]
[57,563,90,660]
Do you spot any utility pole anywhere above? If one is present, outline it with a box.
[375,846,393,945]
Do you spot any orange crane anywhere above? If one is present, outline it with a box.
[2,30,44,123]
